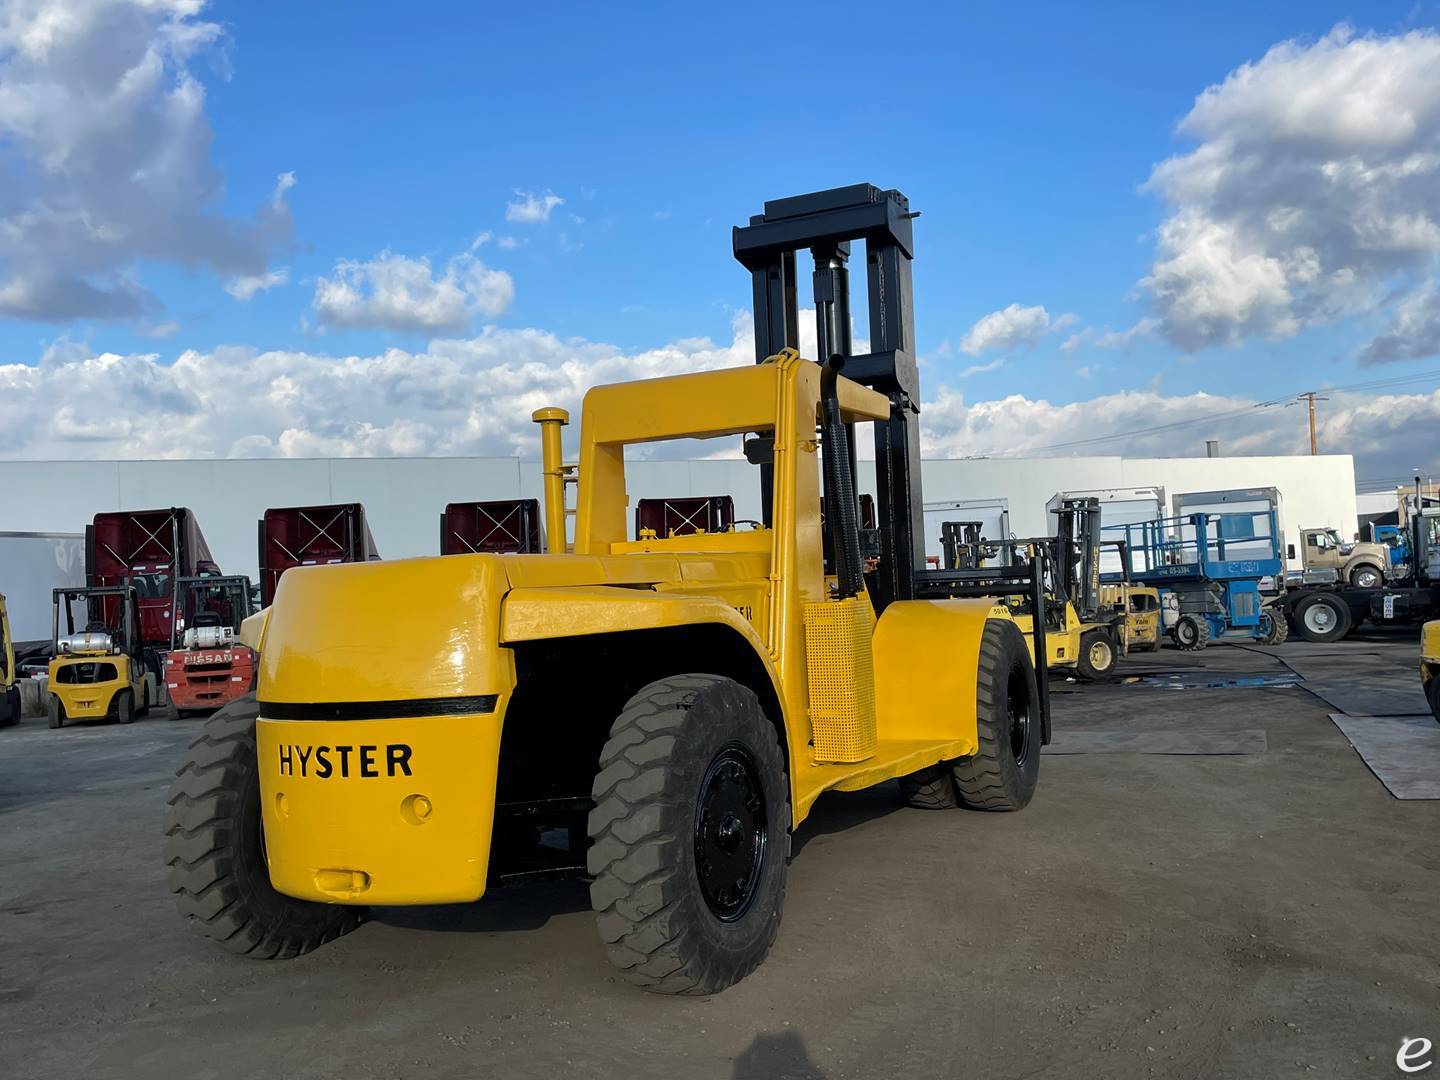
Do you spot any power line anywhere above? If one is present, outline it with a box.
[976,366,1440,457]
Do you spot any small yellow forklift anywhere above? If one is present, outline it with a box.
[47,585,157,728]
[1,593,20,727]
[166,185,1052,994]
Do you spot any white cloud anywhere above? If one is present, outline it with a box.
[6,313,1440,486]
[1361,283,1440,364]
[0,0,293,321]
[0,313,757,460]
[1094,318,1159,349]
[1142,25,1440,351]
[959,359,1004,377]
[960,303,1073,355]
[225,269,289,301]
[505,190,564,224]
[497,235,522,250]
[311,251,514,333]
[918,380,1440,482]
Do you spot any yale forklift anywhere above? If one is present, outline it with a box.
[166,185,1052,995]
[47,585,157,728]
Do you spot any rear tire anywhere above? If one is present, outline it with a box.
[1172,615,1209,651]
[588,675,789,995]
[898,763,959,809]
[1295,593,1351,643]
[47,694,64,729]
[952,620,1041,812]
[164,693,366,957]
[1259,610,1289,645]
[1427,677,1440,726]
[115,689,134,724]
[1076,628,1118,682]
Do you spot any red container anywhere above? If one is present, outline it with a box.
[441,499,542,555]
[259,504,380,606]
[88,508,219,648]
[634,496,736,539]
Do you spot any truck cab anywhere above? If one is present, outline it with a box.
[1299,527,1388,588]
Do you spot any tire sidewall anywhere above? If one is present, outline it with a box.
[666,682,789,971]
[1080,628,1116,680]
[1175,617,1198,648]
[968,621,1040,806]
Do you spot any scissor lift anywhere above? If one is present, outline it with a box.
[1103,509,1286,650]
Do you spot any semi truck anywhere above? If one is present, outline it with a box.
[258,503,380,606]
[88,508,219,651]
[1283,478,1440,642]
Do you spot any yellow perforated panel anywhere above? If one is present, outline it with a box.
[802,595,878,764]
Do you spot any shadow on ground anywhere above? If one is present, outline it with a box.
[733,1030,827,1079]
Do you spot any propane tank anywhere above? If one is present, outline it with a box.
[183,625,235,650]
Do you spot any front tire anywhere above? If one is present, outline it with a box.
[164,694,366,957]
[588,675,789,995]
[1077,628,1118,681]
[1172,615,1210,651]
[952,620,1041,811]
[1350,565,1383,590]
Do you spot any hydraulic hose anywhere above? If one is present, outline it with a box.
[820,356,864,600]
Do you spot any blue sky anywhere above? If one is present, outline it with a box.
[4,0,1440,481]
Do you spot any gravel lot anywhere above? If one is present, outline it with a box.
[2,635,1437,1080]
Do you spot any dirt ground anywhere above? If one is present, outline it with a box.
[2,634,1438,1080]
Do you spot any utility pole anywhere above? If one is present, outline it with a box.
[1294,391,1329,455]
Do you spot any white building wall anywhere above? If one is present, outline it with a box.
[0,453,1356,587]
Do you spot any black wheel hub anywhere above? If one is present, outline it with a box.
[1007,668,1032,766]
[694,745,767,922]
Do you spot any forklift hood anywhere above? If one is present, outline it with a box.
[257,552,758,705]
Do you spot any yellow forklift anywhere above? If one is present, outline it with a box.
[1,593,20,727]
[1420,619,1440,724]
[166,184,1053,994]
[46,585,157,728]
[1098,539,1162,653]
[942,498,1125,680]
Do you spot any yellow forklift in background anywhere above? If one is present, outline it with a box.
[47,585,157,728]
[1099,540,1162,653]
[166,184,1054,995]
[1420,619,1440,723]
[941,497,1125,680]
[1,593,20,727]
